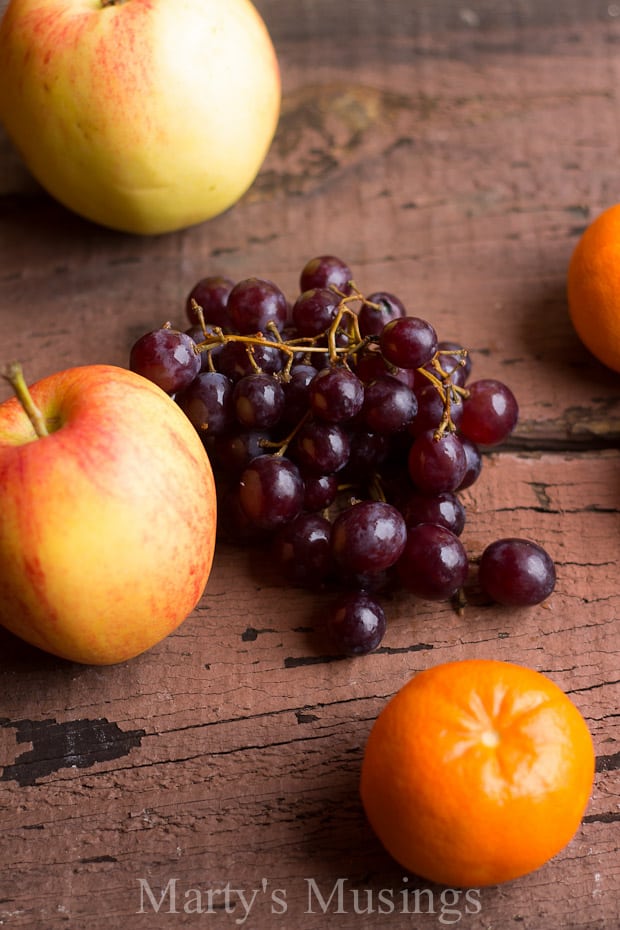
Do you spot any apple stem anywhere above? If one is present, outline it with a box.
[2,362,49,438]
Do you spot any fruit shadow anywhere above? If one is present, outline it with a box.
[517,277,619,393]
[2,187,162,260]
[294,767,506,921]
[0,624,79,675]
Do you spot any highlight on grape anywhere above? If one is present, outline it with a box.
[129,255,556,655]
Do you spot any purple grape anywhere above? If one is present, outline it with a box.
[397,523,469,600]
[215,341,256,381]
[326,593,387,656]
[362,375,417,433]
[291,420,351,475]
[302,473,339,511]
[232,373,285,429]
[354,350,416,388]
[344,430,391,479]
[292,288,341,337]
[227,277,288,335]
[309,367,365,423]
[185,324,222,372]
[407,429,467,493]
[478,538,556,606]
[358,291,406,338]
[437,340,472,378]
[273,513,333,586]
[214,429,271,473]
[457,436,483,490]
[299,255,352,294]
[129,328,201,394]
[280,363,316,426]
[433,340,471,387]
[460,379,519,446]
[176,371,234,436]
[251,342,287,375]
[331,500,407,575]
[409,381,464,437]
[217,484,264,545]
[400,490,466,536]
[186,275,234,328]
[379,317,438,369]
[238,455,304,530]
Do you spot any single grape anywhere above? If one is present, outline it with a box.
[216,340,286,381]
[232,373,285,429]
[273,513,333,586]
[238,455,304,530]
[216,484,264,546]
[435,339,471,383]
[227,277,288,335]
[460,378,519,446]
[407,429,467,493]
[379,316,438,369]
[438,340,471,371]
[358,291,406,337]
[331,500,407,575]
[309,367,365,423]
[344,430,391,479]
[176,371,234,436]
[251,342,287,375]
[362,375,418,433]
[280,363,317,426]
[478,538,556,606]
[302,472,339,511]
[397,523,469,600]
[291,420,351,474]
[185,324,222,372]
[292,287,341,337]
[213,429,271,473]
[409,381,464,437]
[129,328,201,394]
[457,436,483,490]
[213,342,254,381]
[400,490,466,536]
[354,349,416,388]
[299,255,352,294]
[186,275,235,328]
[326,592,387,656]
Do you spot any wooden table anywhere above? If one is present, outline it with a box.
[0,1,618,927]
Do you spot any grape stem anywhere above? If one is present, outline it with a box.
[189,288,469,442]
[259,410,311,457]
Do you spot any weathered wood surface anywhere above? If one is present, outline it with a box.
[0,1,618,928]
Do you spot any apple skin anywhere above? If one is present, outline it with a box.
[0,0,280,235]
[0,365,216,664]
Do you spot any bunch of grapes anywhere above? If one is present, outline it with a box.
[129,255,556,656]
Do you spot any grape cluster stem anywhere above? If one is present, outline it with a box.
[188,284,469,450]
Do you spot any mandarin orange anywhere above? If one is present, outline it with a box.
[360,659,595,887]
[567,203,620,372]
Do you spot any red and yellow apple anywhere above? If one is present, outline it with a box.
[0,0,280,235]
[0,364,217,664]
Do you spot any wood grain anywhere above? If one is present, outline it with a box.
[0,1,619,928]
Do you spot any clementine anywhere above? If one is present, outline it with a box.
[567,203,620,372]
[360,659,595,888]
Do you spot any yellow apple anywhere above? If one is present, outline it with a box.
[0,363,217,664]
[0,0,280,234]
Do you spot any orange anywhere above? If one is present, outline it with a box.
[360,659,595,888]
[567,203,620,372]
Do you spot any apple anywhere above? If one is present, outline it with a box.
[0,0,280,235]
[0,363,217,664]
